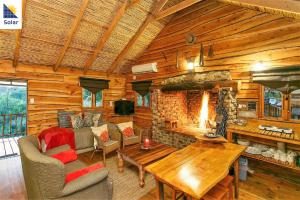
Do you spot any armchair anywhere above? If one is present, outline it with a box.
[91,122,121,165]
[18,135,113,200]
[121,124,142,148]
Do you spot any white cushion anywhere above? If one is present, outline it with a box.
[91,124,108,146]
[117,121,133,132]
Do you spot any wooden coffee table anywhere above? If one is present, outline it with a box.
[117,142,177,187]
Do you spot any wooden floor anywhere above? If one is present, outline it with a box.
[0,137,21,159]
[1,151,300,200]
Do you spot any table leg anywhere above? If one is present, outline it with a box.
[156,179,164,200]
[234,158,239,199]
[139,165,145,188]
[118,152,124,173]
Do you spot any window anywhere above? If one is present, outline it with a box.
[83,89,92,107]
[290,89,300,120]
[82,89,103,108]
[264,87,282,118]
[95,91,103,107]
[136,92,150,108]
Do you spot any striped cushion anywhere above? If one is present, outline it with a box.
[57,111,74,128]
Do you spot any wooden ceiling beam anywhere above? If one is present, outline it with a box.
[83,0,141,73]
[156,0,204,20]
[13,0,27,68]
[106,0,169,74]
[218,0,300,19]
[54,0,90,72]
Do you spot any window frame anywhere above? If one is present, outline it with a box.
[135,92,151,109]
[288,89,300,122]
[82,88,104,108]
[261,86,300,122]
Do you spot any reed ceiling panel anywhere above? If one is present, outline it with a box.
[0,32,16,60]
[61,48,92,69]
[93,0,153,70]
[91,49,119,71]
[83,0,120,27]
[19,38,61,66]
[31,0,83,15]
[23,1,73,44]
[69,21,104,51]
[162,0,186,10]
[92,57,113,71]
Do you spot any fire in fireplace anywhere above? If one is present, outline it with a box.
[199,91,210,131]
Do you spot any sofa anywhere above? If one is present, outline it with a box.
[18,135,113,200]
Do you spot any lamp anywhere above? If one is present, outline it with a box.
[251,61,267,71]
[187,57,195,70]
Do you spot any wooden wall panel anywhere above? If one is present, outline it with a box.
[125,0,300,128]
[0,60,126,135]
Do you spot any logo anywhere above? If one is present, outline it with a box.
[0,0,22,29]
[4,4,18,18]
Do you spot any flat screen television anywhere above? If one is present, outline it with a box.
[114,100,134,115]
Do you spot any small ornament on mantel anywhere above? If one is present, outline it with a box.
[199,43,204,67]
[176,49,179,68]
[208,44,214,58]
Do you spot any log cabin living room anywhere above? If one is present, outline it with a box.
[0,0,300,199]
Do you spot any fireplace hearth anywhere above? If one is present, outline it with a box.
[151,84,238,148]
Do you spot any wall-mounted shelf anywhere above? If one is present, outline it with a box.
[227,124,300,146]
[243,152,300,171]
[227,122,300,172]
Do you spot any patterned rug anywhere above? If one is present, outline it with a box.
[105,156,156,200]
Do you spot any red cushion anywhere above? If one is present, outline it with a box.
[100,131,109,142]
[65,164,104,183]
[122,127,134,137]
[51,149,78,164]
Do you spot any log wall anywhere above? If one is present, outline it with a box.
[126,0,300,128]
[0,60,126,135]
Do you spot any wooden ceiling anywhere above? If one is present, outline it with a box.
[0,0,299,74]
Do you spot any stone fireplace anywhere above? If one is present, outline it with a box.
[151,71,238,149]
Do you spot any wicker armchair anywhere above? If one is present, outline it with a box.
[121,124,142,148]
[91,123,121,165]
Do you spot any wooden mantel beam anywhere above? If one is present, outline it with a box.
[54,0,90,72]
[106,0,169,74]
[218,0,300,19]
[83,0,141,73]
[156,0,204,20]
[13,0,27,68]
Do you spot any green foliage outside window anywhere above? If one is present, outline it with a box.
[83,89,92,107]
[137,92,150,108]
[96,91,103,107]
[144,92,150,107]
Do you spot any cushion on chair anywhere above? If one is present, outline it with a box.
[58,111,75,128]
[65,163,104,183]
[83,112,102,127]
[69,113,84,129]
[92,124,110,146]
[117,121,135,137]
[51,149,78,164]
[124,135,139,146]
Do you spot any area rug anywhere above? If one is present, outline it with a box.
[105,156,156,200]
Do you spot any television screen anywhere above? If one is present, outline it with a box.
[114,100,134,115]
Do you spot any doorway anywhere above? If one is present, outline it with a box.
[0,79,27,159]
